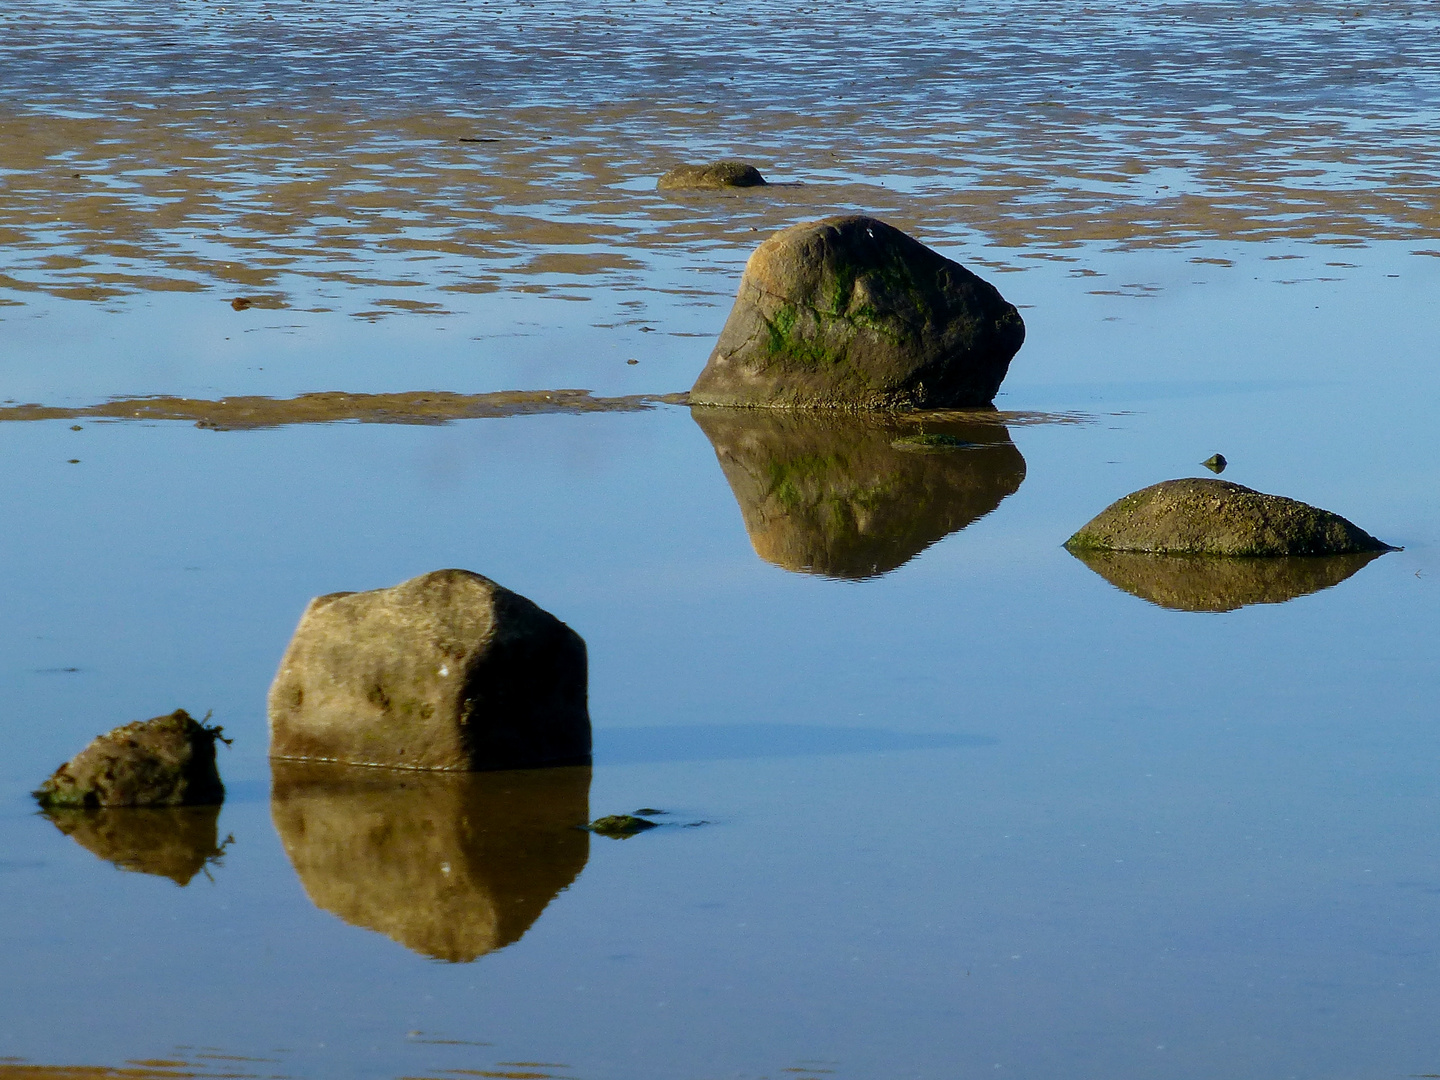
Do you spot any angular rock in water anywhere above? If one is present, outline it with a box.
[42,805,228,886]
[692,407,1025,579]
[268,569,590,771]
[657,160,767,190]
[689,216,1025,409]
[34,709,226,809]
[1070,550,1383,612]
[271,760,590,962]
[1201,453,1227,474]
[1065,478,1392,556]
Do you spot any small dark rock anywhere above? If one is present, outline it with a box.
[34,709,228,809]
[230,297,253,311]
[1202,453,1227,474]
[1065,478,1393,556]
[689,216,1025,409]
[588,814,659,838]
[657,161,767,191]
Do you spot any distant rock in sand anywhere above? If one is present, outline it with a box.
[693,408,1025,579]
[271,760,590,962]
[1065,478,1392,556]
[690,216,1024,409]
[34,710,227,809]
[268,569,590,771]
[657,161,767,190]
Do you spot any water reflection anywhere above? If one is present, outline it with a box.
[41,805,229,886]
[1071,550,1384,612]
[693,408,1025,579]
[270,762,590,963]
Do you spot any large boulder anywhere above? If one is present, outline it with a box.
[693,408,1025,578]
[1070,550,1383,612]
[41,805,228,886]
[657,161,766,190]
[268,569,590,771]
[33,709,226,809]
[271,760,590,962]
[689,216,1025,409]
[1065,478,1392,556]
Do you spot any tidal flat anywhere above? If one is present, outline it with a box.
[0,1,1438,1078]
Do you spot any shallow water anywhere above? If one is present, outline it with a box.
[1,2,1438,1078]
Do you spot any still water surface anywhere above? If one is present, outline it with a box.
[0,2,1437,1078]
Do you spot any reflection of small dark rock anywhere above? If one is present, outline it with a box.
[43,805,229,886]
[271,761,591,963]
[689,216,1025,409]
[588,814,659,838]
[1071,549,1383,612]
[657,161,767,190]
[1066,478,1392,556]
[1201,453,1227,474]
[693,408,1025,579]
[268,569,591,772]
[34,710,227,809]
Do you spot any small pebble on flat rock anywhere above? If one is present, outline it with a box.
[34,709,227,809]
[690,216,1024,409]
[1065,478,1392,556]
[657,161,767,190]
[268,569,590,771]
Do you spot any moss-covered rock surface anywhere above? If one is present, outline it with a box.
[1065,478,1391,557]
[657,160,767,190]
[34,709,226,809]
[690,216,1025,409]
[268,569,591,772]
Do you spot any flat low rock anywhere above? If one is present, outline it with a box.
[34,709,226,808]
[1065,478,1392,556]
[268,569,590,771]
[657,161,766,190]
[690,216,1025,409]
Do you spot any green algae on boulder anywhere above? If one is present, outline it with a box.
[690,216,1025,410]
[271,760,590,962]
[1065,478,1392,557]
[693,407,1025,579]
[34,709,227,809]
[42,805,228,886]
[268,569,590,771]
[588,813,659,838]
[1071,549,1383,612]
[657,160,767,190]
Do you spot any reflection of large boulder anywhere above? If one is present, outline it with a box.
[690,216,1025,409]
[268,569,590,771]
[43,805,228,886]
[1071,550,1383,612]
[270,761,590,963]
[693,408,1025,579]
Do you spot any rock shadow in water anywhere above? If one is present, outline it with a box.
[42,805,228,886]
[270,761,590,963]
[692,408,1026,579]
[1070,549,1383,612]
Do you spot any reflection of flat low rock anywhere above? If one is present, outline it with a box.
[693,408,1025,579]
[1071,549,1383,612]
[43,805,227,886]
[270,761,590,963]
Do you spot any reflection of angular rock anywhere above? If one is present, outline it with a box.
[43,805,228,886]
[270,761,590,963]
[1071,549,1383,612]
[693,408,1025,579]
[269,569,590,771]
